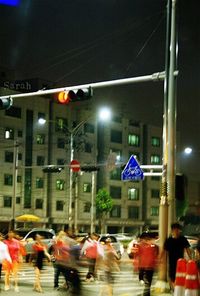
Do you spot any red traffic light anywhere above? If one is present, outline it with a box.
[57,91,71,104]
[57,87,93,104]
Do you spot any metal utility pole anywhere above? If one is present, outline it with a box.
[167,0,177,229]
[156,0,178,292]
[11,140,19,230]
[68,133,74,230]
[90,171,96,234]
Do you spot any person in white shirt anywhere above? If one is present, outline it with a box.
[0,232,12,280]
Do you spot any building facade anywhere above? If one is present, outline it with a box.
[0,87,163,234]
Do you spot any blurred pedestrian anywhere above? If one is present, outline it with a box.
[4,230,22,292]
[80,232,100,282]
[32,234,51,292]
[52,230,82,295]
[98,237,120,296]
[134,232,159,296]
[160,222,192,290]
[0,232,12,283]
[52,230,70,290]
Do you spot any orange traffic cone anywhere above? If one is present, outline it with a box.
[185,260,200,296]
[174,258,187,296]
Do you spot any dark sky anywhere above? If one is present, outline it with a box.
[0,0,200,179]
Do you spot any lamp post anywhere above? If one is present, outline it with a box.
[11,140,19,230]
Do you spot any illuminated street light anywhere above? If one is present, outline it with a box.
[98,107,111,121]
[184,147,192,155]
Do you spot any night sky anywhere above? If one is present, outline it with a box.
[0,0,200,180]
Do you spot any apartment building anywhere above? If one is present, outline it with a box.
[0,87,162,234]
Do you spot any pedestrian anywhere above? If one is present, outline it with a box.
[4,230,22,292]
[52,230,82,295]
[52,230,70,290]
[0,232,12,284]
[32,233,51,292]
[80,232,100,281]
[98,237,120,296]
[160,222,192,290]
[133,232,159,296]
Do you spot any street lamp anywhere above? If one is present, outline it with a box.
[38,106,112,232]
[184,147,192,155]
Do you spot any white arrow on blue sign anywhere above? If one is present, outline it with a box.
[121,155,144,181]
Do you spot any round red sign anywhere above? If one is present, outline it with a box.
[70,159,80,172]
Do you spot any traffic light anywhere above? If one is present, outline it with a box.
[57,87,93,104]
[42,165,62,173]
[0,97,13,110]
[81,166,100,172]
[175,174,187,200]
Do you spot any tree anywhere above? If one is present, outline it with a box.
[96,188,113,233]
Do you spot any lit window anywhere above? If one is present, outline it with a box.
[83,183,91,193]
[128,134,140,147]
[56,179,65,190]
[36,134,45,145]
[4,128,14,139]
[55,117,68,132]
[150,155,161,164]
[151,206,159,216]
[128,188,139,200]
[151,137,160,147]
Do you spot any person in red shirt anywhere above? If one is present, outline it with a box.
[134,232,159,296]
[4,230,21,292]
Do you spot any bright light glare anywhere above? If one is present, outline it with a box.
[184,147,192,155]
[38,118,46,125]
[98,107,111,121]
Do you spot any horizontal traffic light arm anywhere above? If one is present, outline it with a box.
[42,165,63,173]
[0,71,169,101]
[81,166,100,172]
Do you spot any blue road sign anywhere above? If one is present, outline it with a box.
[121,155,144,181]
